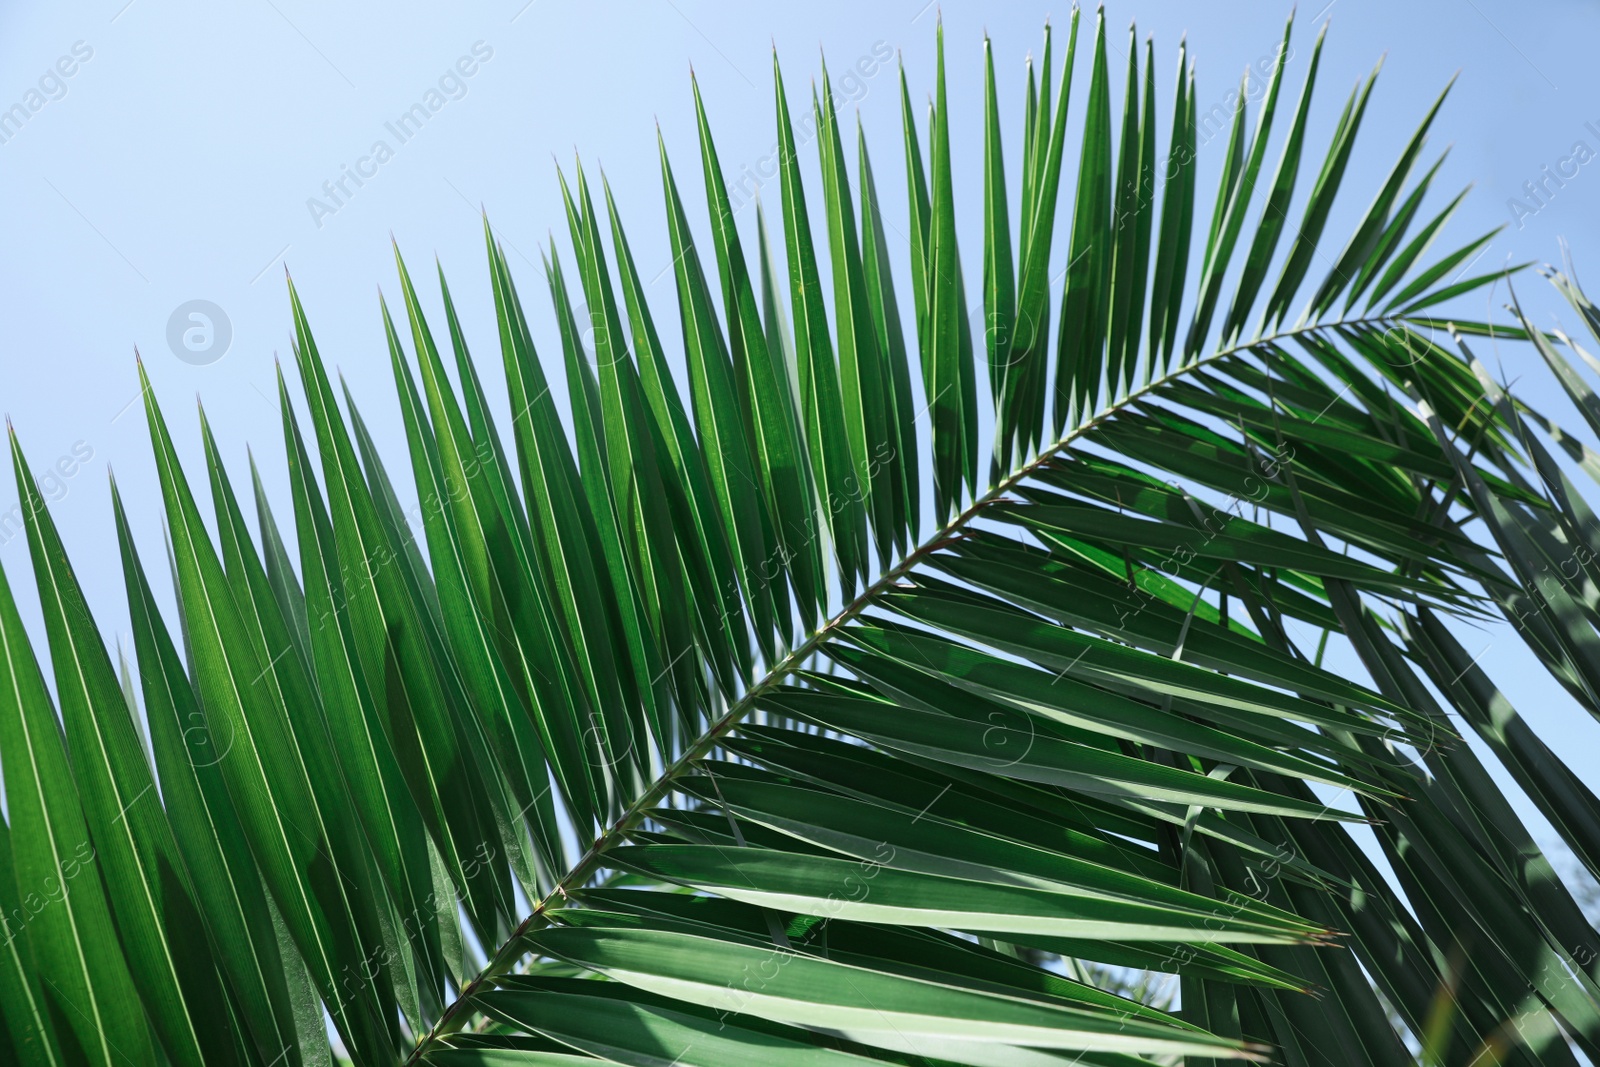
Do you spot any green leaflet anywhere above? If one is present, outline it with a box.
[287,285,519,945]
[406,242,625,841]
[694,81,826,626]
[608,842,1319,944]
[659,133,783,662]
[528,920,1252,1061]
[763,682,1359,820]
[0,535,155,1067]
[565,163,701,740]
[0,812,63,1067]
[483,230,620,833]
[16,435,238,1067]
[0,591,148,1067]
[982,35,1019,471]
[1056,10,1113,427]
[774,50,867,591]
[272,383,447,1011]
[678,770,1316,930]
[815,66,897,569]
[476,984,890,1067]
[857,122,921,554]
[599,184,749,693]
[114,479,306,1066]
[923,21,980,513]
[539,237,660,785]
[1187,12,1293,357]
[141,363,397,1064]
[1013,12,1080,448]
[1223,23,1325,342]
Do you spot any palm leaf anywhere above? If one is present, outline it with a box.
[4,12,1600,1067]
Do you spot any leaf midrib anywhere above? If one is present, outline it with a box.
[405,311,1413,1059]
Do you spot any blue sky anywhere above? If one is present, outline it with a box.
[2,0,1599,872]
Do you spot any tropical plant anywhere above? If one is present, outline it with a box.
[3,7,1600,1066]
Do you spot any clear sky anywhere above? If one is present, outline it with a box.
[2,0,1598,875]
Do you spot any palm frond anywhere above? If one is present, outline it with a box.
[1,10,1597,1067]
